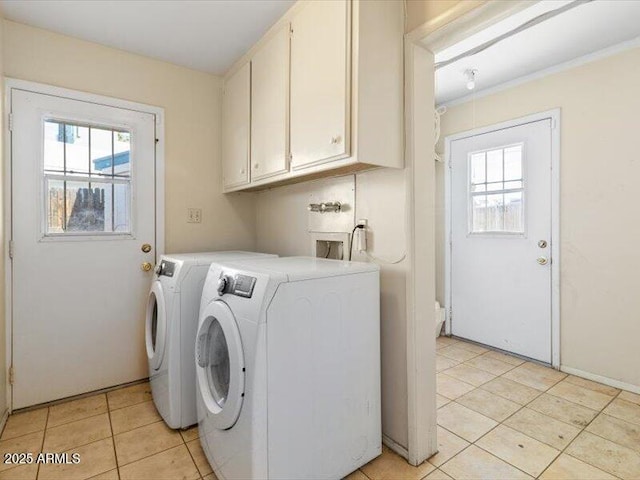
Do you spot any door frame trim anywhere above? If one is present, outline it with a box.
[3,78,166,411]
[443,109,561,368]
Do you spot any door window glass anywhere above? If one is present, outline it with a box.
[207,318,230,408]
[44,120,131,235]
[468,144,524,234]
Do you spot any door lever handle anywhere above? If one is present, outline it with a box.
[537,257,549,266]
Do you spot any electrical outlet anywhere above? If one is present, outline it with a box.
[187,208,202,223]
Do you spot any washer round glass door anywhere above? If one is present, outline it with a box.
[196,300,245,430]
[145,282,167,370]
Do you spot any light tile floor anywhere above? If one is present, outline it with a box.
[348,336,640,480]
[2,337,639,479]
[0,382,214,480]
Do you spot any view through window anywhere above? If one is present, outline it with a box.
[469,144,524,234]
[43,120,132,234]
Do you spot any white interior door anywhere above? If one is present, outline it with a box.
[10,88,157,408]
[450,119,552,363]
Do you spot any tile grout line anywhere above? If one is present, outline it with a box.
[35,406,50,480]
[105,393,122,480]
[538,393,626,480]
[437,440,536,479]
[110,419,187,470]
[117,442,188,471]
[108,395,155,414]
[43,391,120,430]
[183,431,204,477]
[358,467,373,480]
[43,410,106,431]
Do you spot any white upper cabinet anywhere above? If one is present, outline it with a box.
[251,24,290,181]
[222,0,404,192]
[222,62,251,189]
[290,0,350,170]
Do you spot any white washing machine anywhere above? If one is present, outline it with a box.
[195,256,381,480]
[146,251,276,429]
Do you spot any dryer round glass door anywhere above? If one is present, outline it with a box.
[146,282,167,370]
[196,300,245,430]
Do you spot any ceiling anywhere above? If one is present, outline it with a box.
[0,0,295,75]
[435,0,640,105]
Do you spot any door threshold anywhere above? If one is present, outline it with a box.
[11,378,149,414]
[446,335,554,369]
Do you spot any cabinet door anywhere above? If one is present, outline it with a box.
[251,25,290,181]
[222,63,251,189]
[290,0,350,170]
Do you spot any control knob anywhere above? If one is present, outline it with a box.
[217,276,231,295]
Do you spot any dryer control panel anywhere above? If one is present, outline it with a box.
[218,273,257,298]
[232,274,257,298]
[156,260,176,277]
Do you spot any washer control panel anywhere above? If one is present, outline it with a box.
[217,273,257,298]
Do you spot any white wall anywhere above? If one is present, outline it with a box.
[3,20,256,255]
[256,168,411,448]
[438,47,640,389]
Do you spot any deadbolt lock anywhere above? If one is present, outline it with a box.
[141,243,152,253]
[141,262,153,272]
[538,240,548,249]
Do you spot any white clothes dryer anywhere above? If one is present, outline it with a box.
[146,251,276,429]
[195,257,381,480]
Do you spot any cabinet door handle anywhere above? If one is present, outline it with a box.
[330,135,342,145]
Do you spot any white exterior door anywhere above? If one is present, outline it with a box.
[10,88,157,408]
[450,119,553,363]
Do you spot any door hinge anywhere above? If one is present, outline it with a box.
[290,27,294,37]
[8,240,14,259]
[9,366,14,385]
[8,113,13,132]
[448,307,453,322]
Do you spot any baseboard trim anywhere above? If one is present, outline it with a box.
[561,365,640,394]
[382,434,409,460]
[0,408,9,437]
